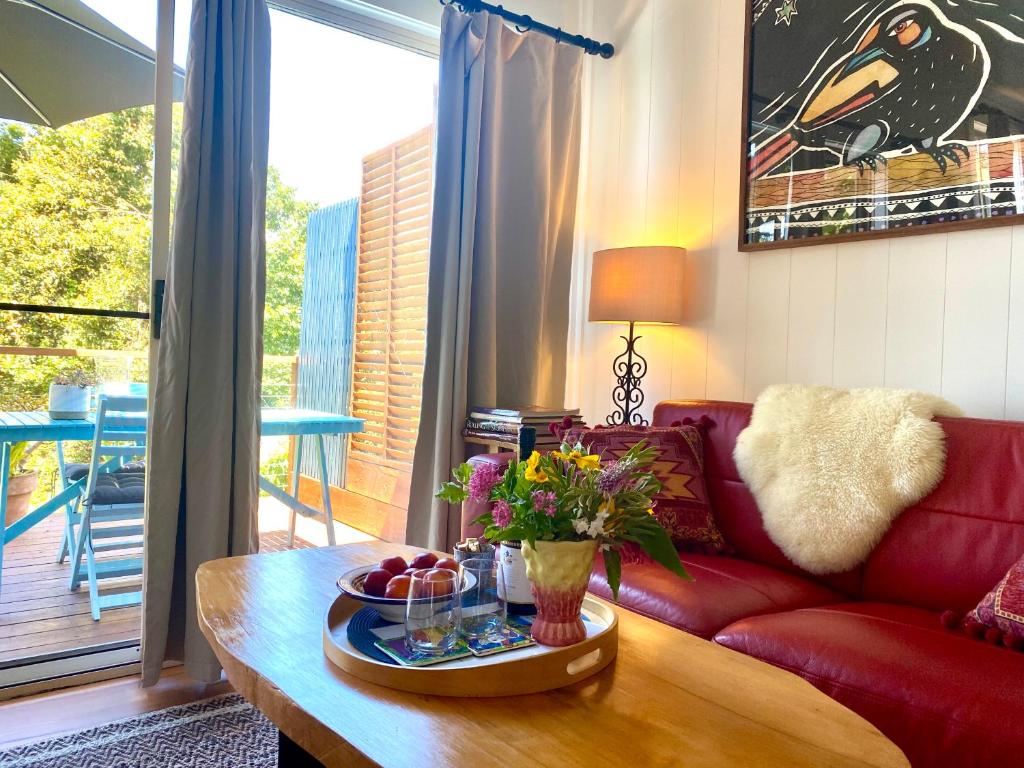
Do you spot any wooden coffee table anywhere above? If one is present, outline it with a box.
[196,542,909,768]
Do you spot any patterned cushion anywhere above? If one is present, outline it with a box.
[970,553,1024,639]
[570,425,725,552]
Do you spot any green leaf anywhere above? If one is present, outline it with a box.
[436,482,468,504]
[453,463,474,484]
[604,548,622,601]
[498,524,529,542]
[631,520,693,582]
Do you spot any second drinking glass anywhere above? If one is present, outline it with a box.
[459,556,507,642]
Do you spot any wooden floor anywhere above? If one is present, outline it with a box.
[1,498,372,666]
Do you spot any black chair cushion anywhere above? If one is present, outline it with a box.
[64,463,90,482]
[66,460,145,483]
[88,470,146,506]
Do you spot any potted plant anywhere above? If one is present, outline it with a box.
[439,440,691,646]
[5,442,40,527]
[48,370,95,419]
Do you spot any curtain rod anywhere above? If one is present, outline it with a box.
[439,0,614,58]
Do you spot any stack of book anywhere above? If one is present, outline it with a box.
[464,406,584,453]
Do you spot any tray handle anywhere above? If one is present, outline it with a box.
[566,648,604,676]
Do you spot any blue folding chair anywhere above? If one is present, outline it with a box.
[68,395,146,621]
[56,383,148,565]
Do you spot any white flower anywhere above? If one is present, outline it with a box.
[586,510,609,538]
[572,517,590,535]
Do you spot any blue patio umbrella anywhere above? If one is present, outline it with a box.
[0,0,184,128]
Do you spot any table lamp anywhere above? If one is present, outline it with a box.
[589,246,686,426]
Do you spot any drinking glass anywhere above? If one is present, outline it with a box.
[459,557,507,642]
[405,569,461,656]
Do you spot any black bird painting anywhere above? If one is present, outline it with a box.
[749,2,991,179]
[741,0,1024,247]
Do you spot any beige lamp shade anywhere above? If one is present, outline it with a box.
[588,246,686,324]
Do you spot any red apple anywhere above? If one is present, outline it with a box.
[379,555,408,576]
[362,567,394,597]
[434,557,460,573]
[410,551,439,570]
[403,567,419,576]
[384,574,411,599]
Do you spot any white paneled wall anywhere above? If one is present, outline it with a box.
[569,0,1024,423]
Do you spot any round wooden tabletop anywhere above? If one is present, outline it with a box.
[196,541,910,768]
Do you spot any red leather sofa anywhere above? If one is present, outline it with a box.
[462,400,1024,767]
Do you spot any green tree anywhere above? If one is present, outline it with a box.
[0,111,314,379]
[265,166,316,356]
[0,110,153,352]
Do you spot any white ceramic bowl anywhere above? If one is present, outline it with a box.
[336,564,476,623]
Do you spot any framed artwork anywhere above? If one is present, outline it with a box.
[740,0,1024,250]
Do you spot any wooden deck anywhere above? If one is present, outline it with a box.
[0,498,373,666]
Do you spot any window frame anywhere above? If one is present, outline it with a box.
[269,0,441,58]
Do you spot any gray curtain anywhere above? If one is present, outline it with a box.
[407,7,584,550]
[142,0,271,686]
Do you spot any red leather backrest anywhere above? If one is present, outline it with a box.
[654,401,1024,611]
[862,417,1024,612]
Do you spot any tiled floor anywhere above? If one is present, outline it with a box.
[0,498,372,666]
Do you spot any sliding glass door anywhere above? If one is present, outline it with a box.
[0,0,188,690]
[0,0,440,693]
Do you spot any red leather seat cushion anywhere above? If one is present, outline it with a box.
[589,554,842,639]
[715,602,1024,768]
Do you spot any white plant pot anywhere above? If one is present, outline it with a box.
[48,383,92,420]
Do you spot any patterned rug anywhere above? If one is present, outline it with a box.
[0,694,276,767]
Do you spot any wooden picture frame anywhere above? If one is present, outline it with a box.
[738,0,1024,252]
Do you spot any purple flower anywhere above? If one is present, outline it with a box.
[492,499,513,528]
[596,460,633,495]
[468,462,502,503]
[531,490,558,517]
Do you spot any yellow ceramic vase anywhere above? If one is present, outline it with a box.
[521,539,598,646]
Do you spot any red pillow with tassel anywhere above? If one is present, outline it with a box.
[565,422,725,554]
[968,553,1024,644]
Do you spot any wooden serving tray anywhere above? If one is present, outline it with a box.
[322,594,618,697]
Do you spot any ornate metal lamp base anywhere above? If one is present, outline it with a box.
[606,321,648,426]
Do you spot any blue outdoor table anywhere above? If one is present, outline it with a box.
[0,408,363,593]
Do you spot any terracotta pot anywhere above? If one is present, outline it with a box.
[5,471,39,527]
[521,539,598,647]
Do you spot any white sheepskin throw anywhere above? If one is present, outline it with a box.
[734,385,962,574]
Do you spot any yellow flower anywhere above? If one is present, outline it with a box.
[599,498,617,516]
[524,451,549,483]
[552,449,601,471]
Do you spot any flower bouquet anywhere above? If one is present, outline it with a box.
[437,440,692,646]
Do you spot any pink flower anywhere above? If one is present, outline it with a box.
[468,462,502,503]
[531,490,558,517]
[492,499,513,528]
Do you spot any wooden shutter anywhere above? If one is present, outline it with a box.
[348,126,433,509]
